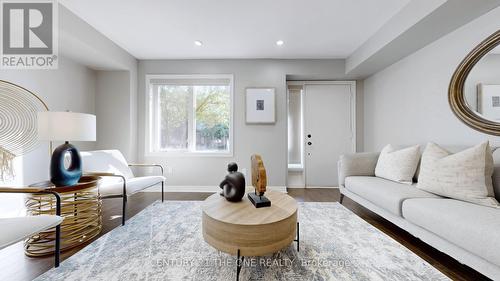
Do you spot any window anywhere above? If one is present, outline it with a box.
[287,85,303,168]
[146,75,233,155]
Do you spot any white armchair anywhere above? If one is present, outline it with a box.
[0,188,63,267]
[80,150,165,225]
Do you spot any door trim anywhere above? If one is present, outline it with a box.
[287,81,356,188]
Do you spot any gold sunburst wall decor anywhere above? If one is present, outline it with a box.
[0,80,48,180]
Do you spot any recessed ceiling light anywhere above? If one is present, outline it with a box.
[276,40,284,46]
[194,40,203,46]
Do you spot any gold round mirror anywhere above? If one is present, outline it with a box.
[449,30,500,135]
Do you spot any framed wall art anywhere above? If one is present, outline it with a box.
[478,84,500,121]
[245,88,275,124]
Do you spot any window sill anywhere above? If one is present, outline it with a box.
[288,163,303,172]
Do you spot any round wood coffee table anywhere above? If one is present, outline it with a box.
[202,191,299,280]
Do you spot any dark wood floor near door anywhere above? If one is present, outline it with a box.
[0,189,489,281]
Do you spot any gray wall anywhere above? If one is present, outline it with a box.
[95,71,132,155]
[137,59,359,186]
[60,4,139,162]
[363,6,500,152]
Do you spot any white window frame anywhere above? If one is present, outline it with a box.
[145,74,234,157]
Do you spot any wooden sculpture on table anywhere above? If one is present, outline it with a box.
[248,154,271,208]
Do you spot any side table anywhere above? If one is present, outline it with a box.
[25,176,102,257]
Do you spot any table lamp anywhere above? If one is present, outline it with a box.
[37,111,96,186]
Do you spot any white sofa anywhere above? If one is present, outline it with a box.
[81,150,165,225]
[0,188,63,267]
[338,152,500,280]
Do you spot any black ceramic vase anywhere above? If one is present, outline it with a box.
[219,162,245,202]
[50,141,82,186]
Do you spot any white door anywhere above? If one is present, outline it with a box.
[304,83,355,187]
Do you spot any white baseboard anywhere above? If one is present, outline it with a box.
[306,186,339,189]
[141,185,287,193]
[287,186,339,189]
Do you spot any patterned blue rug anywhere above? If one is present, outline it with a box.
[35,200,448,280]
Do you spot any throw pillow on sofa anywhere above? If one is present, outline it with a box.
[417,142,499,208]
[375,144,420,184]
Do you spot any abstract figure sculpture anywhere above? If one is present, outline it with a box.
[219,162,246,202]
[248,154,271,208]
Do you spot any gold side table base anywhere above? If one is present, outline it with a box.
[25,176,102,257]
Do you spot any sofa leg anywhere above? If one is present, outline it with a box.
[55,224,61,267]
[53,191,61,267]
[161,181,164,202]
[122,195,127,226]
[339,193,345,204]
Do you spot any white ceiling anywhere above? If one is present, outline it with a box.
[60,0,410,60]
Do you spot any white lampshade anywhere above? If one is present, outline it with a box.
[37,111,96,141]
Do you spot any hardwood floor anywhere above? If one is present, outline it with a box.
[0,189,490,281]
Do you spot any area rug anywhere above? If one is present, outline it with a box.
[35,200,448,281]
